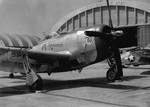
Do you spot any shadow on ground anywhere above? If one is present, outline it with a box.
[0,75,148,97]
[42,75,147,91]
[141,70,150,75]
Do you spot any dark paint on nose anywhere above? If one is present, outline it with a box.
[93,25,112,63]
[94,37,112,63]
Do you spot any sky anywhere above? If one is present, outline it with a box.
[0,0,97,37]
[0,0,149,38]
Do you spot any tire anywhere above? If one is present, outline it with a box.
[106,69,116,82]
[29,74,43,91]
[9,73,14,78]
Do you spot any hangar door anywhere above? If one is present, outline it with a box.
[115,26,137,48]
[137,25,150,48]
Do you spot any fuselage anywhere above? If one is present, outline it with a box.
[31,27,112,73]
[0,26,112,74]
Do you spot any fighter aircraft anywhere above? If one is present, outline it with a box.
[121,46,150,67]
[0,0,123,90]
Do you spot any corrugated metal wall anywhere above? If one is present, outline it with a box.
[138,24,150,48]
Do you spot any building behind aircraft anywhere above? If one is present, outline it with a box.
[0,0,149,49]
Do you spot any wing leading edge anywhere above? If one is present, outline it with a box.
[0,47,72,63]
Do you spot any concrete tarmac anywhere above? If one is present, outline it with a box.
[1,63,150,107]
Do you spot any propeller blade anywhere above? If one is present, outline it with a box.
[106,0,113,28]
[84,31,104,37]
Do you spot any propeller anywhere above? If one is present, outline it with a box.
[106,0,113,28]
[107,0,123,80]
[85,0,123,80]
[85,30,123,38]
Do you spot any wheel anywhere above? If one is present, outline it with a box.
[28,74,43,90]
[106,69,117,82]
[9,73,14,78]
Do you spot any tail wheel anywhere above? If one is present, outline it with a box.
[28,74,43,91]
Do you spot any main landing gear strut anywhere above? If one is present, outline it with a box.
[106,48,123,82]
[23,55,43,90]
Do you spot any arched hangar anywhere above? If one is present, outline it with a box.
[52,0,150,48]
[0,33,40,47]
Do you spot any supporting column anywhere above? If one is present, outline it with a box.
[125,6,128,25]
[72,18,75,31]
[134,8,137,24]
[93,8,95,26]
[144,11,147,23]
[100,7,103,24]
[85,11,88,27]
[116,6,119,26]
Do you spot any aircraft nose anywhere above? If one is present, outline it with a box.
[94,37,112,62]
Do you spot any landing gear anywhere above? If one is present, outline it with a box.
[23,55,43,91]
[9,73,14,78]
[28,74,43,90]
[106,46,123,82]
[106,65,119,82]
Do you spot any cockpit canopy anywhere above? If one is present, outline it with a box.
[50,31,60,38]
[44,31,60,40]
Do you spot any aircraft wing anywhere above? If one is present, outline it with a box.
[119,46,138,53]
[0,47,72,63]
[131,49,150,58]
[121,48,150,66]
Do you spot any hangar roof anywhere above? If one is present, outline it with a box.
[51,0,150,32]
